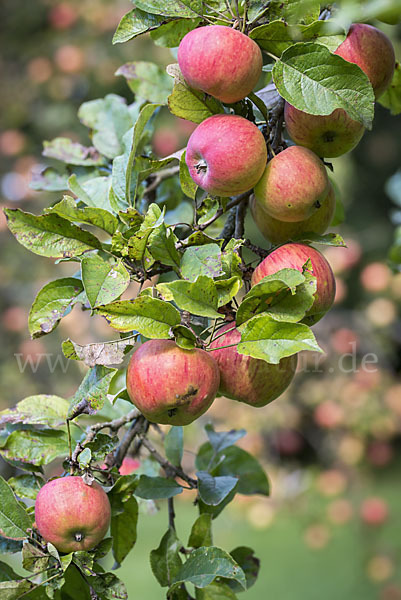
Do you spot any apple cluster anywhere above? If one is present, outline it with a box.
[124,23,395,428]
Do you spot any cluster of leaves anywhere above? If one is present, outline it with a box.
[2,0,401,598]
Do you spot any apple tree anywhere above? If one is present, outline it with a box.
[1,1,400,598]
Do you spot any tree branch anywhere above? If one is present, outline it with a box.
[139,435,197,488]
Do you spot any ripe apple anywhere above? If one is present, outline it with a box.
[186,114,267,197]
[251,243,336,324]
[119,457,140,475]
[251,182,335,244]
[209,323,297,407]
[253,146,329,223]
[284,104,365,158]
[35,476,111,553]
[334,23,395,99]
[126,339,220,425]
[177,25,262,103]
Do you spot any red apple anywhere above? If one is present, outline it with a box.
[209,323,297,407]
[119,457,140,475]
[334,23,395,99]
[177,25,262,103]
[251,243,336,324]
[284,104,365,158]
[186,114,267,197]
[253,146,329,222]
[126,339,220,425]
[35,477,111,553]
[251,179,335,243]
[360,497,389,526]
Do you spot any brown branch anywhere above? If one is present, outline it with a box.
[139,435,197,488]
[197,191,252,231]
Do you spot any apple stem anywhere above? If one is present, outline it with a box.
[209,325,237,345]
[207,343,238,352]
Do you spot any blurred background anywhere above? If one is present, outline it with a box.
[1,1,401,598]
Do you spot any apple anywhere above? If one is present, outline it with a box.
[251,182,335,244]
[35,476,111,553]
[177,25,262,103]
[360,497,389,526]
[253,146,329,223]
[251,243,336,324]
[334,23,395,99]
[119,457,140,475]
[126,339,220,425]
[186,114,267,197]
[209,323,297,407]
[284,104,365,158]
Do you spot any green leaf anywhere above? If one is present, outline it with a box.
[224,547,260,593]
[378,62,401,116]
[157,276,220,318]
[30,166,69,192]
[0,562,20,582]
[171,324,197,350]
[62,338,134,368]
[68,175,114,213]
[181,244,223,282]
[237,314,322,363]
[134,0,199,17]
[272,42,375,129]
[0,395,69,427]
[2,430,68,467]
[180,151,198,200]
[215,277,242,308]
[135,475,183,499]
[188,514,213,549]
[150,18,200,47]
[149,223,181,268]
[197,472,238,506]
[42,137,105,166]
[28,277,84,338]
[167,64,224,123]
[292,232,347,247]
[95,297,181,336]
[113,8,165,44]
[86,433,117,463]
[88,572,128,600]
[195,581,238,600]
[204,424,246,454]
[68,365,116,419]
[171,546,246,590]
[0,579,36,599]
[196,444,270,497]
[78,448,92,468]
[250,20,345,56]
[47,196,118,235]
[164,427,183,467]
[110,496,138,566]
[22,542,50,573]
[0,476,32,539]
[116,62,173,104]
[78,94,133,159]
[81,255,130,309]
[150,528,182,587]
[268,0,320,24]
[4,209,101,259]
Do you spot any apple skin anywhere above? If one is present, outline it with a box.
[126,339,220,425]
[284,104,365,158]
[119,457,140,475]
[251,243,336,324]
[334,23,395,99]
[253,146,329,223]
[209,323,297,407]
[177,25,263,103]
[251,182,335,244]
[35,477,111,553]
[186,114,267,197]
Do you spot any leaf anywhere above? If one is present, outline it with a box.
[47,196,118,235]
[116,62,173,104]
[0,476,32,539]
[171,324,197,350]
[86,433,118,463]
[272,42,375,129]
[224,547,260,593]
[179,151,198,200]
[188,514,213,548]
[0,579,36,599]
[68,175,114,213]
[204,425,246,454]
[237,314,322,364]
[197,472,238,506]
[2,430,68,467]
[95,297,181,336]
[28,277,84,338]
[150,18,200,47]
[62,338,134,367]
[167,64,224,123]
[181,244,223,282]
[150,528,182,587]
[134,0,199,17]
[292,232,346,246]
[134,476,183,499]
[78,448,92,468]
[110,496,138,566]
[0,561,20,582]
[171,546,246,590]
[157,276,220,318]
[165,427,183,467]
[148,223,181,268]
[113,8,165,44]
[4,209,101,258]
[195,581,238,600]
[30,166,69,192]
[81,255,130,309]
[0,395,69,427]
[215,277,242,308]
[88,572,128,600]
[0,537,23,555]
[42,138,105,166]
[22,542,50,573]
[196,444,270,497]
[379,62,401,116]
[67,365,116,419]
